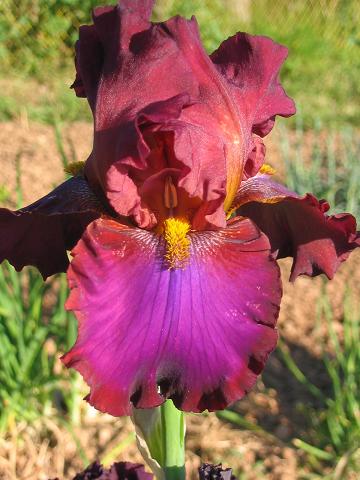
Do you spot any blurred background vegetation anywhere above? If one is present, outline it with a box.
[0,0,359,126]
[0,1,360,479]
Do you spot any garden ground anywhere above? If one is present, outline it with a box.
[1,121,360,479]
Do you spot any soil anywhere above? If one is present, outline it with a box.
[0,121,359,480]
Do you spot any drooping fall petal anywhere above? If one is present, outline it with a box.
[238,192,360,281]
[230,172,295,212]
[0,176,103,278]
[63,217,281,415]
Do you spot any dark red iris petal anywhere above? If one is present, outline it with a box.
[243,136,266,179]
[72,1,294,229]
[0,176,104,279]
[72,0,155,109]
[211,32,296,137]
[238,193,360,281]
[71,24,103,109]
[199,463,236,480]
[71,461,153,480]
[79,7,235,229]
[100,93,227,229]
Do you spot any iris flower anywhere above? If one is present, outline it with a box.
[0,0,358,416]
[71,461,152,480]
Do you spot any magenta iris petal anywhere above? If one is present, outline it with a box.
[0,176,103,278]
[238,193,360,281]
[62,217,281,415]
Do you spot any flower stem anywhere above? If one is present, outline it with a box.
[160,400,185,480]
[132,400,186,480]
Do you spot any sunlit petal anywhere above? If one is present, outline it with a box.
[63,217,281,415]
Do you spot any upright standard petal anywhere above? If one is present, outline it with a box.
[72,0,155,108]
[73,2,273,228]
[104,93,228,230]
[0,176,104,278]
[238,192,360,281]
[63,217,281,415]
[211,33,296,137]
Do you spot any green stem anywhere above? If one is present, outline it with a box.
[132,400,186,480]
[160,401,185,480]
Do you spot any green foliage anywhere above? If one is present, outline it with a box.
[0,0,359,125]
[0,125,83,431]
[0,262,78,431]
[0,95,19,121]
[0,74,92,124]
[0,0,100,76]
[285,291,360,478]
[243,0,360,127]
[218,289,360,478]
[160,0,360,127]
[153,0,240,53]
[279,117,360,218]
[0,185,10,203]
